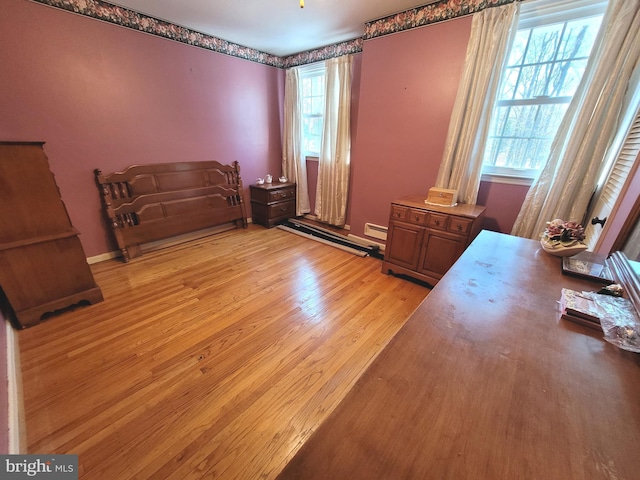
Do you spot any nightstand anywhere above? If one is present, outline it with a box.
[250,182,296,228]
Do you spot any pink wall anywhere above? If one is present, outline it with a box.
[349,17,471,236]
[477,180,529,234]
[0,0,284,257]
[348,16,528,238]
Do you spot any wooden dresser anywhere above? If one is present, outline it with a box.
[250,182,296,228]
[278,231,640,480]
[382,195,485,286]
[0,142,103,328]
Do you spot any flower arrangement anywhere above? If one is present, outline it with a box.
[540,219,587,257]
[542,219,586,246]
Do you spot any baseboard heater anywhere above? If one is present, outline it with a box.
[364,223,388,241]
[278,219,383,259]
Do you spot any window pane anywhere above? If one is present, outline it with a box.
[311,97,323,115]
[506,29,530,66]
[515,64,552,98]
[301,78,311,97]
[502,67,520,100]
[524,23,563,65]
[486,103,570,171]
[299,69,326,155]
[557,17,602,60]
[548,59,589,96]
[311,75,324,96]
[302,97,311,115]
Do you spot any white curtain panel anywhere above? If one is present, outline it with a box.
[512,0,640,240]
[435,3,520,205]
[315,55,353,226]
[282,67,311,216]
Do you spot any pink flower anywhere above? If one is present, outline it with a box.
[543,219,586,244]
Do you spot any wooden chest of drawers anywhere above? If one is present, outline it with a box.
[250,182,296,228]
[382,195,485,286]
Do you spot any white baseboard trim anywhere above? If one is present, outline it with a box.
[87,251,119,264]
[86,220,255,265]
[302,214,350,231]
[6,322,25,454]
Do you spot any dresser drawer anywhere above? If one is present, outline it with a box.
[390,205,409,222]
[427,213,448,230]
[391,205,427,226]
[447,216,473,235]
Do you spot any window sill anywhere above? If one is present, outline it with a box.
[305,156,319,162]
[481,172,534,186]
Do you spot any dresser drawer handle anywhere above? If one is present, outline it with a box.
[280,206,288,212]
[414,216,420,222]
[434,220,440,226]
[456,223,462,230]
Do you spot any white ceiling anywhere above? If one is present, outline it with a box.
[109,0,437,57]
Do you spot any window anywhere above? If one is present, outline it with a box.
[299,63,326,157]
[482,0,607,181]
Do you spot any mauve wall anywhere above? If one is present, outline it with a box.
[0,0,284,258]
[348,16,528,238]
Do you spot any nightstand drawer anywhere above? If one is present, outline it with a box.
[268,186,295,203]
[268,199,296,218]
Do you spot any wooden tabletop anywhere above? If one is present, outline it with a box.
[278,230,640,480]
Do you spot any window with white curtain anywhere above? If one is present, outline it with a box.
[482,0,607,181]
[299,63,326,157]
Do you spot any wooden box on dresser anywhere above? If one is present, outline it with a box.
[250,182,296,228]
[382,195,485,286]
[0,142,103,328]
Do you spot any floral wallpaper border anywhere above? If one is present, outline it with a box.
[31,0,517,68]
[284,38,364,68]
[364,0,517,40]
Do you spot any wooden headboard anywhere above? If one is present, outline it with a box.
[95,160,248,262]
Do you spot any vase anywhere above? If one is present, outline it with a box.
[540,238,588,257]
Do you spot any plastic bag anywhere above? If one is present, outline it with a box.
[583,291,640,353]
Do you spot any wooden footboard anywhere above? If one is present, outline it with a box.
[95,161,248,261]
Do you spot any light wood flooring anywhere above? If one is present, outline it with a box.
[18,225,429,479]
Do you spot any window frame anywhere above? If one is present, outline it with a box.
[298,62,326,159]
[481,0,608,184]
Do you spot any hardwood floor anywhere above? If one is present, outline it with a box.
[18,225,429,479]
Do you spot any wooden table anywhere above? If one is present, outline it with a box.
[278,231,640,479]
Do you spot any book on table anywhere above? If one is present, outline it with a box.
[560,288,601,330]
